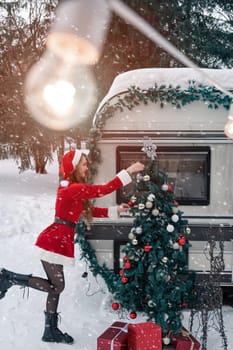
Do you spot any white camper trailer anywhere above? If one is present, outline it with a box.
[86,68,233,286]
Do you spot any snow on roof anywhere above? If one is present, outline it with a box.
[96,68,233,113]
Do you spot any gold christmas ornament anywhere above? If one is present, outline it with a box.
[145,201,153,209]
[143,175,150,182]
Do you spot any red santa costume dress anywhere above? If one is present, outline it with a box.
[34,149,132,266]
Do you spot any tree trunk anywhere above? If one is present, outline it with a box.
[35,156,48,174]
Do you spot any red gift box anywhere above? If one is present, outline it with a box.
[128,322,162,350]
[170,327,201,350]
[97,321,128,350]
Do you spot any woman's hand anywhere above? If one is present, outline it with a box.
[117,203,130,214]
[126,162,145,175]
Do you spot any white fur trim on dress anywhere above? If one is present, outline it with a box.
[72,149,90,168]
[116,169,132,186]
[108,206,119,220]
[34,246,75,266]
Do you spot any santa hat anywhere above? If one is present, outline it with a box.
[60,147,90,179]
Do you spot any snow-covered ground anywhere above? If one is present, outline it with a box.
[0,158,232,350]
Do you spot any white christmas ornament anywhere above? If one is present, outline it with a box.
[152,208,159,216]
[138,203,145,210]
[162,336,170,345]
[128,232,135,240]
[132,239,138,245]
[171,214,179,223]
[167,224,175,232]
[147,193,155,201]
[173,242,180,250]
[162,183,168,191]
[135,226,142,234]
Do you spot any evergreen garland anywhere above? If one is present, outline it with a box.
[75,219,120,293]
[87,82,232,173]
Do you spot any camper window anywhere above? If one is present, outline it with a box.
[116,146,210,205]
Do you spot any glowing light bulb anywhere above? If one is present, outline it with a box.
[224,105,233,139]
[24,51,97,130]
[43,80,75,116]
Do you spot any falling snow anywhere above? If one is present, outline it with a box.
[0,158,232,350]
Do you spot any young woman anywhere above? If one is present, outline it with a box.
[0,148,144,345]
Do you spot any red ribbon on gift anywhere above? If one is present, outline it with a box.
[180,329,195,350]
[110,324,128,350]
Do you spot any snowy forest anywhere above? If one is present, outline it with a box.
[0,0,233,173]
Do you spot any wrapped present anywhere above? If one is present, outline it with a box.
[170,327,201,350]
[97,321,128,350]
[128,321,162,350]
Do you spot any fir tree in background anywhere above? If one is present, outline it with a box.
[111,140,196,336]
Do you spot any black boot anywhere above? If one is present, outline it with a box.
[0,268,31,299]
[42,311,74,344]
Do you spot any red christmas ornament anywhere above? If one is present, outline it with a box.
[178,235,186,246]
[119,269,124,276]
[124,261,131,269]
[181,301,188,308]
[129,311,137,319]
[112,302,120,310]
[127,201,134,207]
[123,256,129,262]
[121,276,129,283]
[144,245,151,252]
[167,184,173,191]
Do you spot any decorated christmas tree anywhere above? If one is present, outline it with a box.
[111,140,196,336]
[76,140,196,339]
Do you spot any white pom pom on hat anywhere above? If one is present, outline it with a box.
[60,147,89,179]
